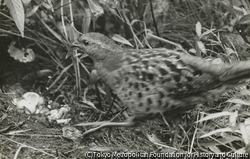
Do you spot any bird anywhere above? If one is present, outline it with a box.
[73,32,250,135]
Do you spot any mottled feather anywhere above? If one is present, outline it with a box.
[75,32,250,121]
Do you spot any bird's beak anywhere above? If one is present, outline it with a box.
[72,41,81,47]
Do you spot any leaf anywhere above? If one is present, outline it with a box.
[227,98,250,105]
[239,123,249,145]
[229,111,238,126]
[87,0,103,17]
[199,127,240,138]
[143,3,150,20]
[83,8,91,34]
[112,34,133,47]
[197,111,232,123]
[200,135,242,146]
[22,69,53,80]
[68,26,81,43]
[21,0,31,5]
[41,0,54,12]
[188,48,196,54]
[197,41,206,54]
[26,5,39,17]
[5,0,25,37]
[196,21,202,37]
[208,146,221,153]
[238,14,250,25]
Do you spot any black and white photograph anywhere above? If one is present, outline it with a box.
[0,0,250,158]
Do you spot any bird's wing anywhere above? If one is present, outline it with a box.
[118,48,234,97]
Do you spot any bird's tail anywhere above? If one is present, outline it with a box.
[182,54,250,85]
[219,61,250,84]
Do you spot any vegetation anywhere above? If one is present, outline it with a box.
[0,0,250,158]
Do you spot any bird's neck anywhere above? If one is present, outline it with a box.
[92,48,125,91]
[93,49,123,85]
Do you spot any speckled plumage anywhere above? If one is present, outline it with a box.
[74,32,250,123]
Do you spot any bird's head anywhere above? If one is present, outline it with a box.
[73,32,123,62]
[73,32,124,71]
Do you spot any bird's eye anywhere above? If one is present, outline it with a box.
[82,40,89,45]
